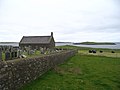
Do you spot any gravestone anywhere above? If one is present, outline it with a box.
[0,48,2,60]
[14,52,17,58]
[26,47,31,55]
[8,46,12,52]
[46,48,50,54]
[40,48,44,54]
[11,52,15,59]
[17,50,20,58]
[17,50,23,58]
[30,50,34,55]
[2,47,5,53]
[5,52,11,60]
[34,49,37,55]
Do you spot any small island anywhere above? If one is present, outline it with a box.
[73,42,116,45]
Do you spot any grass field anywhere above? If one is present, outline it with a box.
[20,46,120,90]
[57,45,120,58]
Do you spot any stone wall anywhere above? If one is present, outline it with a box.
[0,50,77,90]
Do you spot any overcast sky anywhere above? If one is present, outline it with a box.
[0,0,120,42]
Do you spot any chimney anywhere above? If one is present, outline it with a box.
[51,32,53,36]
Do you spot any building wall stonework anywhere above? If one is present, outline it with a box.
[0,50,77,90]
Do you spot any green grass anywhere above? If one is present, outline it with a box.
[20,51,120,90]
[57,45,120,56]
[2,52,5,61]
[23,50,42,58]
[79,50,120,58]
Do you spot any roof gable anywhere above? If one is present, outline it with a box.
[20,36,52,44]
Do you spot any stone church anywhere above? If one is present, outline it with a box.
[19,32,55,49]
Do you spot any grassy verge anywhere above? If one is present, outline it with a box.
[20,46,120,90]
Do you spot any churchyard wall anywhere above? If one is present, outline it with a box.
[0,50,77,90]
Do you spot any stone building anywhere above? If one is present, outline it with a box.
[19,32,55,49]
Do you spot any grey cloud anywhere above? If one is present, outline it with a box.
[0,0,120,42]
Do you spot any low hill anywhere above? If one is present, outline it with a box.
[73,42,116,45]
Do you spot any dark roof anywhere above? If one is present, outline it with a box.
[20,36,52,44]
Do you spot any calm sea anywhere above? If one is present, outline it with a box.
[56,42,120,49]
[73,43,120,49]
[0,43,19,46]
[0,42,120,49]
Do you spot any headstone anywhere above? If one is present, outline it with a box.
[3,47,5,53]
[17,50,23,58]
[8,46,11,52]
[5,52,11,60]
[14,52,17,57]
[30,50,34,55]
[0,48,2,60]
[26,47,30,55]
[11,52,15,59]
[10,47,14,52]
[35,46,38,50]
[21,55,27,58]
[17,50,20,57]
[40,48,44,54]
[46,48,50,54]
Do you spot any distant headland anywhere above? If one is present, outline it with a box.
[73,42,116,45]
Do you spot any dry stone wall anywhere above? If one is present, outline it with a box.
[0,50,77,90]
